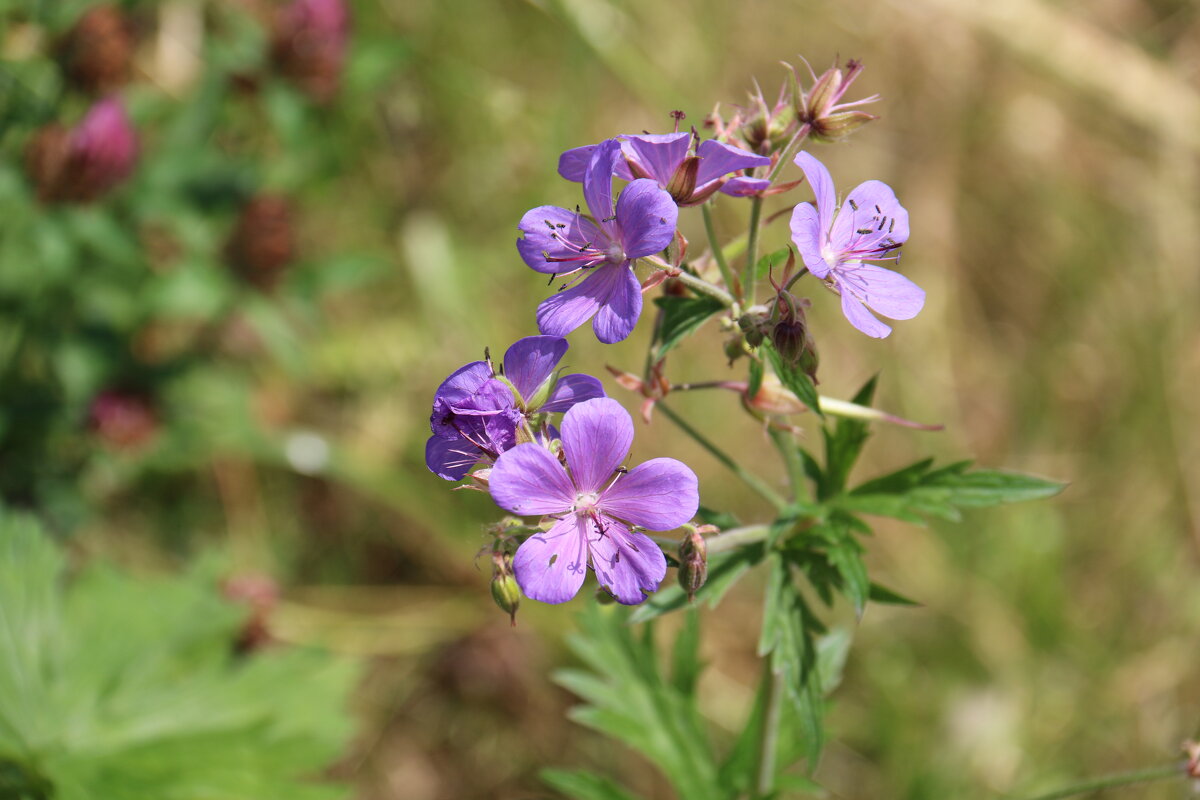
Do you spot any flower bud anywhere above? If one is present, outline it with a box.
[738,312,768,348]
[678,530,708,603]
[59,4,135,94]
[225,194,296,290]
[490,551,521,626]
[769,292,818,383]
[792,59,879,143]
[88,388,158,451]
[25,98,138,203]
[270,0,349,104]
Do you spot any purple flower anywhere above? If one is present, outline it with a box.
[517,139,678,344]
[558,133,771,205]
[426,336,605,481]
[789,151,924,338]
[489,397,698,605]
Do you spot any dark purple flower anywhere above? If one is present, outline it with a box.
[25,97,137,203]
[426,336,605,481]
[489,397,698,605]
[557,132,770,205]
[517,139,677,344]
[789,151,924,338]
[271,0,349,103]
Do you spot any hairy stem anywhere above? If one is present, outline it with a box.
[644,256,735,306]
[702,202,740,304]
[705,524,769,555]
[742,196,764,306]
[1017,764,1182,800]
[656,402,787,511]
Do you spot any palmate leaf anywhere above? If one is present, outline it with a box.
[838,460,1066,523]
[554,606,722,800]
[0,512,359,800]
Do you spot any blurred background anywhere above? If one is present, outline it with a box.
[1,0,1198,797]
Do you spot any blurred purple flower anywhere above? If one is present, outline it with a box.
[557,132,770,205]
[789,151,924,338]
[271,0,349,103]
[489,397,698,605]
[25,97,137,203]
[518,139,677,344]
[426,336,604,481]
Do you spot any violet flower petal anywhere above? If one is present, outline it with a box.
[615,178,678,259]
[513,517,589,603]
[425,435,481,481]
[839,263,925,321]
[560,397,632,492]
[789,202,832,279]
[583,140,622,237]
[587,519,667,605]
[536,265,618,338]
[541,373,606,413]
[695,139,769,188]
[622,133,691,185]
[794,152,836,232]
[559,144,633,182]
[591,266,642,344]
[598,457,699,530]
[839,289,893,339]
[502,336,568,402]
[718,176,772,197]
[517,205,608,275]
[490,442,575,515]
[830,179,910,251]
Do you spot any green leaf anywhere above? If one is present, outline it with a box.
[669,609,703,697]
[824,536,868,618]
[820,375,877,499]
[0,514,359,800]
[868,582,922,607]
[628,544,764,624]
[653,295,726,360]
[841,460,1066,523]
[754,246,792,280]
[556,607,722,800]
[541,768,641,800]
[695,505,739,531]
[764,341,821,417]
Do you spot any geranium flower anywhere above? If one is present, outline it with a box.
[789,151,924,338]
[425,336,604,480]
[557,132,770,205]
[517,139,678,344]
[489,398,698,605]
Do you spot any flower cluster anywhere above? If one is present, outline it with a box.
[431,58,927,616]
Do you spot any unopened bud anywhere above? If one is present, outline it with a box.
[724,335,745,365]
[795,59,879,143]
[490,551,521,626]
[26,98,138,204]
[738,313,767,347]
[59,4,135,94]
[88,388,158,450]
[225,194,296,290]
[678,530,708,603]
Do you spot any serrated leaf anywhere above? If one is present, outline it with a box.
[541,768,641,800]
[764,341,821,417]
[695,505,739,531]
[653,295,726,359]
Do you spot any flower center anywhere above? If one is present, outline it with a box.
[604,242,625,264]
[573,492,600,516]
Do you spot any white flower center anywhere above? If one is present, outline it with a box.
[573,492,600,516]
[604,242,625,264]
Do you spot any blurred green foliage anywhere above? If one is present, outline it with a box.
[0,512,360,799]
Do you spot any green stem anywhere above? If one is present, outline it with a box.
[768,427,806,501]
[1017,764,1182,800]
[705,524,769,555]
[702,202,740,303]
[752,663,786,799]
[742,196,764,307]
[656,402,786,511]
[643,257,735,307]
[767,122,812,184]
